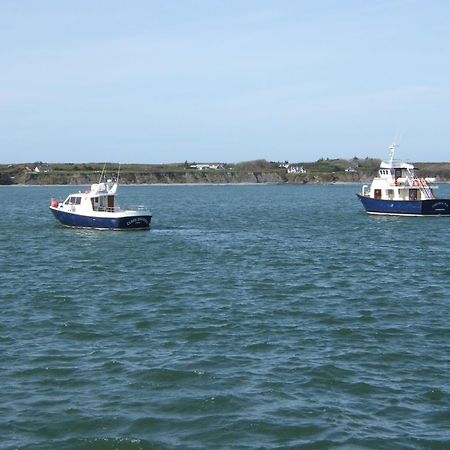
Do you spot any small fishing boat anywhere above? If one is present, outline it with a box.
[357,144,450,216]
[49,175,151,230]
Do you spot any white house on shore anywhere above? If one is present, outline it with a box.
[279,162,306,174]
[190,164,224,170]
[288,165,306,174]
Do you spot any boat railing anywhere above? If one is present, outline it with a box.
[95,206,121,212]
[384,158,407,165]
[125,205,149,212]
[94,205,149,213]
[406,168,435,200]
[361,185,370,196]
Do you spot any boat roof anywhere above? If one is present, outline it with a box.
[65,181,118,198]
[380,143,415,170]
[380,160,415,170]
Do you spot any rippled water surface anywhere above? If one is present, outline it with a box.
[1,184,450,449]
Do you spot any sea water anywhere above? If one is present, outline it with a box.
[1,184,449,449]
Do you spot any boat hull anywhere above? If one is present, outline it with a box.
[356,194,450,216]
[50,207,151,229]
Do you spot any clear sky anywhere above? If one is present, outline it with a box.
[1,0,449,163]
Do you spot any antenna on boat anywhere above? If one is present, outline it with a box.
[99,163,106,183]
[117,164,121,185]
[388,143,398,165]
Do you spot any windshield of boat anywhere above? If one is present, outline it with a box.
[64,196,81,205]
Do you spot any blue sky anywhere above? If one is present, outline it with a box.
[1,0,449,163]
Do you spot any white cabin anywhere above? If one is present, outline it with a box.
[361,145,437,201]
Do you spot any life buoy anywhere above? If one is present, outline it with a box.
[413,180,418,186]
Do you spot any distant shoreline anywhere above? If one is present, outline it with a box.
[4,181,450,189]
[0,181,361,187]
[2,159,450,185]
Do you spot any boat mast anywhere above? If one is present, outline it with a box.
[388,143,398,165]
[99,163,106,183]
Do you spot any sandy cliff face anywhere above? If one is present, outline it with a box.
[6,170,289,185]
[1,164,447,185]
[118,170,289,184]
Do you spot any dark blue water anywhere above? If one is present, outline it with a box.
[1,184,450,449]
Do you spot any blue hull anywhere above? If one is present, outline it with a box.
[357,194,450,216]
[50,208,151,229]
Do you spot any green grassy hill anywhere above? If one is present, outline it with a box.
[1,158,450,185]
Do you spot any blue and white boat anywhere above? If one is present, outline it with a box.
[50,177,151,230]
[357,144,450,216]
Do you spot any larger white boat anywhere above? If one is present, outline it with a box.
[357,144,450,216]
[50,177,151,229]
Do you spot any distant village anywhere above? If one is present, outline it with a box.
[189,162,309,174]
[190,160,358,175]
[24,163,51,173]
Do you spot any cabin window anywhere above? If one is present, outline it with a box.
[387,189,394,200]
[409,189,418,200]
[374,189,382,199]
[65,196,80,205]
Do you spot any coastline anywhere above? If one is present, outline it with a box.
[2,159,450,186]
[0,181,365,188]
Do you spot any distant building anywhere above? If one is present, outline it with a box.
[190,164,223,170]
[33,163,51,173]
[287,165,306,174]
[279,162,306,174]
